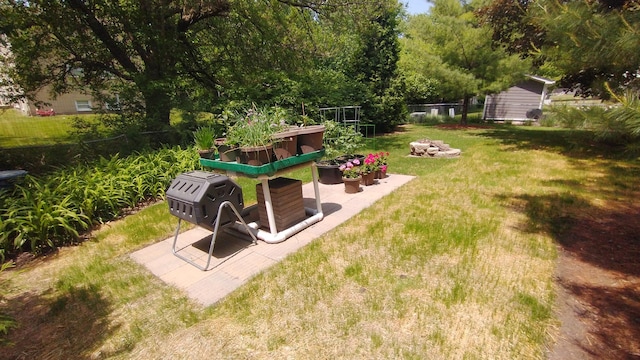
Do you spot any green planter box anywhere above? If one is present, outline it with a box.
[200,149,325,178]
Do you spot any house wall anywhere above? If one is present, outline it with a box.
[484,80,545,121]
[24,86,98,115]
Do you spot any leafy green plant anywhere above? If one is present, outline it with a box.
[321,120,364,158]
[0,146,199,257]
[0,260,16,346]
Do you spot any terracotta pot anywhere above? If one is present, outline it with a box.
[361,172,375,186]
[342,176,361,194]
[297,125,325,154]
[375,169,387,179]
[238,144,273,166]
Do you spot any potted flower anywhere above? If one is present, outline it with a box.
[315,121,364,184]
[339,158,362,193]
[193,126,217,159]
[361,153,379,186]
[373,151,389,179]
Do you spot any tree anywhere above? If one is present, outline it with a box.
[0,0,341,130]
[346,1,406,132]
[400,0,530,124]
[475,0,544,58]
[530,0,640,98]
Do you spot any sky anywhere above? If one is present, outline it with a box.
[404,0,432,15]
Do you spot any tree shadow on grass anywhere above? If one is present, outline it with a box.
[0,285,122,360]
[510,192,640,277]
[502,190,640,359]
[489,128,640,358]
[477,126,633,160]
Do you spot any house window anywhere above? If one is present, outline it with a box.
[105,94,121,111]
[75,100,92,112]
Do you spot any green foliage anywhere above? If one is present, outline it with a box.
[224,107,289,147]
[0,261,16,346]
[0,0,368,130]
[0,147,198,256]
[400,0,531,123]
[548,92,640,149]
[348,2,407,132]
[531,0,640,97]
[403,73,441,104]
[322,121,364,159]
[192,126,218,150]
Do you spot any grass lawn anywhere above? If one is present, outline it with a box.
[1,123,637,359]
[0,109,78,148]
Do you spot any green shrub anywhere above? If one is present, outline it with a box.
[0,146,199,256]
[321,121,364,159]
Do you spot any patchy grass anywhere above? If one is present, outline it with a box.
[3,123,636,359]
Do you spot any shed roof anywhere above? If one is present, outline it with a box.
[526,74,556,85]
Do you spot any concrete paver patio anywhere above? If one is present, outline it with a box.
[131,173,415,306]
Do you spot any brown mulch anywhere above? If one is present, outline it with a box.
[547,203,640,359]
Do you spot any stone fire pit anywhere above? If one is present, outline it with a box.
[410,139,461,158]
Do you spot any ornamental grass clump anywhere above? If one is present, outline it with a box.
[225,106,288,148]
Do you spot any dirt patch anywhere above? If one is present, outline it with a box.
[547,203,640,359]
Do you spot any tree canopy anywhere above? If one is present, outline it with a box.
[531,0,640,97]
[1,0,405,131]
[400,0,530,123]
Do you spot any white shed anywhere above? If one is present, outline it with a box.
[483,75,555,121]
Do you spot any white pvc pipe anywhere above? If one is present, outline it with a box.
[233,164,324,244]
[230,210,323,244]
[260,178,278,235]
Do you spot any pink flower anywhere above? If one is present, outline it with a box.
[352,158,360,165]
[339,164,346,171]
[381,165,387,172]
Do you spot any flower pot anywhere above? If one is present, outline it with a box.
[273,128,299,160]
[215,138,239,162]
[316,160,343,184]
[342,176,361,194]
[198,149,215,159]
[238,144,273,166]
[375,169,387,179]
[297,125,325,154]
[361,172,375,186]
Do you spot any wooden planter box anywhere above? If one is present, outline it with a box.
[256,177,306,232]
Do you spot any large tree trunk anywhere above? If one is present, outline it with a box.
[460,94,470,125]
[142,85,172,131]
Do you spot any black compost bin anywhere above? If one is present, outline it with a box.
[166,171,244,231]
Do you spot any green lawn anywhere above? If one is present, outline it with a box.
[2,123,637,359]
[0,109,78,148]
